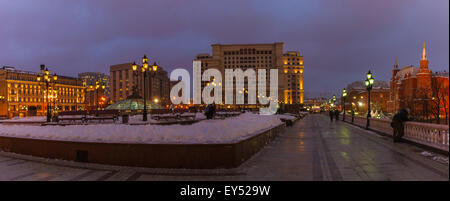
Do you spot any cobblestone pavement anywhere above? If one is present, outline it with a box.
[0,114,448,181]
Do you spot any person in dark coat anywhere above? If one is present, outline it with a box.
[391,108,410,142]
[329,110,334,121]
[204,103,216,119]
[334,109,339,121]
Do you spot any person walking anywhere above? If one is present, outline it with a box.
[334,109,339,121]
[391,108,410,142]
[329,110,334,122]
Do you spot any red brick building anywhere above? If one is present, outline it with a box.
[388,43,449,122]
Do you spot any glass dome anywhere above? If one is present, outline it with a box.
[105,98,162,111]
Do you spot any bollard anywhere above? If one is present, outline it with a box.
[122,114,129,124]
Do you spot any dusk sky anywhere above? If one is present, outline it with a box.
[0,0,448,98]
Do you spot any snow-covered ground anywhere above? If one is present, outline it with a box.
[421,151,449,165]
[0,113,294,144]
[0,116,46,122]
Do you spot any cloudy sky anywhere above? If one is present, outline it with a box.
[0,0,448,98]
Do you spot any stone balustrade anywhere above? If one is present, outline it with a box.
[342,114,449,152]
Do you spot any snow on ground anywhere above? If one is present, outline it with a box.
[0,113,295,144]
[0,116,46,122]
[421,151,449,165]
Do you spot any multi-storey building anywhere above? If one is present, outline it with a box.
[194,42,304,108]
[110,62,172,106]
[0,66,86,118]
[78,72,110,98]
[388,43,449,120]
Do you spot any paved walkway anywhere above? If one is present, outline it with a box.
[0,114,448,181]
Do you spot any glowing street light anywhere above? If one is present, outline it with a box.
[36,65,58,122]
[364,70,375,129]
[132,55,159,121]
[342,88,347,121]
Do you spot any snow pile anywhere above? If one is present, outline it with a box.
[0,113,289,144]
[421,151,449,165]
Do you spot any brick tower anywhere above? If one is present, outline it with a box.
[416,42,432,92]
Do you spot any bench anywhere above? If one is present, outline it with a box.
[151,109,196,121]
[86,110,119,122]
[214,110,242,119]
[58,111,88,123]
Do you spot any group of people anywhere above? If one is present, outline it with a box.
[328,109,340,121]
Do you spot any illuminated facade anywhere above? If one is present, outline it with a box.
[194,42,304,107]
[0,66,86,118]
[110,63,172,106]
[78,72,110,98]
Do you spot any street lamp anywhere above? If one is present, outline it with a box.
[364,70,375,129]
[36,65,57,122]
[132,55,158,121]
[342,88,347,121]
[95,81,106,110]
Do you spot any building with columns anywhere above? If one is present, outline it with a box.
[0,66,86,118]
[388,43,449,121]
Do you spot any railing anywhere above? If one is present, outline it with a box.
[342,114,449,152]
[404,122,449,152]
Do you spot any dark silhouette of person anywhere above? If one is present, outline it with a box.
[391,108,410,142]
[329,110,334,121]
[334,109,339,121]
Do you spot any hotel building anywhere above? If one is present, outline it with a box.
[194,42,304,107]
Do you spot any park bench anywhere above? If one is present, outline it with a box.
[151,109,196,121]
[58,111,88,123]
[85,110,119,122]
[214,110,242,119]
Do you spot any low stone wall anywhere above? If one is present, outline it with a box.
[0,124,285,169]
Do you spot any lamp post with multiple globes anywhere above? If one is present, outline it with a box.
[132,55,158,121]
[36,65,58,122]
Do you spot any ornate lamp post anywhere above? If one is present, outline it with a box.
[342,88,347,121]
[36,65,57,122]
[132,55,158,121]
[94,81,106,110]
[364,70,375,129]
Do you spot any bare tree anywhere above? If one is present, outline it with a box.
[431,78,449,124]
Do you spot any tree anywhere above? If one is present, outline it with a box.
[431,78,449,124]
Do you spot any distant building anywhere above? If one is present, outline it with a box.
[110,62,172,106]
[78,72,110,98]
[194,42,304,108]
[0,66,86,118]
[345,80,390,115]
[388,43,449,121]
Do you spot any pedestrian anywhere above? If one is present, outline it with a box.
[204,104,212,119]
[351,110,355,123]
[334,109,339,121]
[329,110,334,121]
[390,108,410,142]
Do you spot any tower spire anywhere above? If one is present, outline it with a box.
[394,56,398,69]
[421,42,427,60]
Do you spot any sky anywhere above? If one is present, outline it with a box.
[0,0,448,98]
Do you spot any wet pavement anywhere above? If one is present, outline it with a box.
[0,114,448,181]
